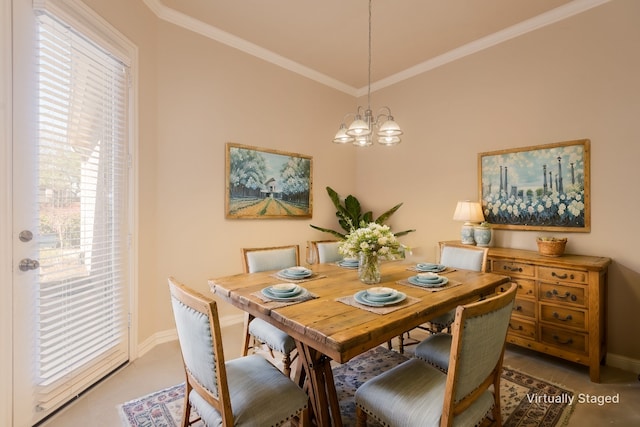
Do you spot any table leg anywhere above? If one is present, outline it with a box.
[295,341,343,427]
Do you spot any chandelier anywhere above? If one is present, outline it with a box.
[333,0,403,147]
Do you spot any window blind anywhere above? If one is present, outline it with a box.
[34,10,129,412]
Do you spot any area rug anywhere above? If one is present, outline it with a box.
[118,347,574,427]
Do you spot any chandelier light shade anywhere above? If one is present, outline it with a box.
[333,0,403,147]
[453,201,485,245]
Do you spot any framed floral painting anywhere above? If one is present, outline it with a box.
[225,143,313,219]
[478,139,590,232]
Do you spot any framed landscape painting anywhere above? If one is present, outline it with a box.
[478,139,590,232]
[225,143,313,219]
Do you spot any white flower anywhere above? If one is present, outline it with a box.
[339,222,402,260]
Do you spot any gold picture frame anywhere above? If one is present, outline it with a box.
[225,143,313,219]
[478,139,590,232]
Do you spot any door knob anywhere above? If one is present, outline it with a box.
[19,258,40,271]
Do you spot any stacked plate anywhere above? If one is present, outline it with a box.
[408,272,449,288]
[415,262,447,273]
[277,266,313,280]
[354,287,407,307]
[261,283,308,301]
[338,258,359,269]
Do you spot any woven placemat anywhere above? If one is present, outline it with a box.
[335,294,420,314]
[406,266,457,274]
[396,278,463,292]
[251,289,318,308]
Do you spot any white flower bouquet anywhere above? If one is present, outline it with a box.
[339,222,403,260]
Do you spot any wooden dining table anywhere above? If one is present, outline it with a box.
[209,261,511,427]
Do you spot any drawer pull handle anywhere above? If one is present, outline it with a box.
[552,335,574,345]
[514,306,523,312]
[546,289,577,301]
[509,323,523,331]
[503,265,523,272]
[551,271,575,280]
[552,312,573,321]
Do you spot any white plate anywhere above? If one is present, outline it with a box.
[366,289,399,302]
[354,290,406,307]
[261,286,307,301]
[416,263,446,272]
[268,283,301,295]
[277,269,312,280]
[408,276,448,288]
[338,261,359,269]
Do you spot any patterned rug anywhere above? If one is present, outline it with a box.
[118,346,574,427]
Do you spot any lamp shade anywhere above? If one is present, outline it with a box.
[453,201,484,223]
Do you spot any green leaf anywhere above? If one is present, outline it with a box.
[309,224,346,239]
[394,229,416,237]
[344,195,362,224]
[375,203,403,224]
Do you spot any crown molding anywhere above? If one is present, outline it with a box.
[140,0,358,96]
[142,0,610,97]
[369,0,611,95]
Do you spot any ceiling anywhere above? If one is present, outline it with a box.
[145,0,609,95]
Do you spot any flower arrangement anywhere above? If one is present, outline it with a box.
[339,222,403,284]
[339,222,403,260]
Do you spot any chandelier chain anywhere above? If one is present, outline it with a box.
[367,0,372,110]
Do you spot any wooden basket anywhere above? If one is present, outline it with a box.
[536,238,567,257]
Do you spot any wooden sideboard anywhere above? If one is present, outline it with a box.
[483,245,611,382]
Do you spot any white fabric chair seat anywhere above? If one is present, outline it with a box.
[190,354,308,427]
[248,318,297,354]
[355,358,494,427]
[415,333,452,371]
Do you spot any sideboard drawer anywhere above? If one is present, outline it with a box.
[540,326,588,355]
[507,317,537,339]
[538,266,587,284]
[492,260,535,277]
[496,278,535,298]
[512,298,536,319]
[540,304,587,330]
[539,282,587,307]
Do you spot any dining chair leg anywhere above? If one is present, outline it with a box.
[241,313,253,356]
[355,406,367,427]
[282,352,292,377]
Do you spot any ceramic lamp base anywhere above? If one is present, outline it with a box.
[460,223,475,245]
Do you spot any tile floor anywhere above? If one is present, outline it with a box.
[40,325,640,427]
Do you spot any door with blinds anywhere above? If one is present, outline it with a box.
[12,0,133,424]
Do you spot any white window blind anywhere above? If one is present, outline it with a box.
[34,9,129,412]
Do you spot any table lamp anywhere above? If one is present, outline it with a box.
[453,201,485,244]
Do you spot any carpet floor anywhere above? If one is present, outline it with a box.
[118,346,574,427]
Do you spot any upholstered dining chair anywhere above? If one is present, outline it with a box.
[240,245,299,377]
[168,277,309,427]
[395,242,489,353]
[427,242,489,332]
[355,282,517,427]
[307,240,342,264]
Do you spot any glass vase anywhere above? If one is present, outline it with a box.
[358,252,381,284]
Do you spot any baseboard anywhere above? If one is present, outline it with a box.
[606,352,640,375]
[135,313,246,358]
